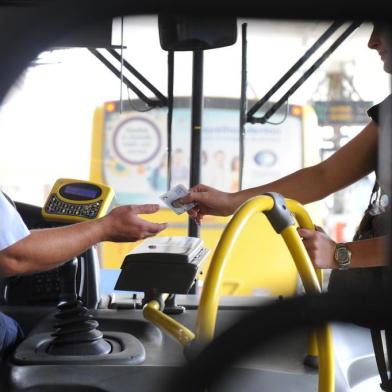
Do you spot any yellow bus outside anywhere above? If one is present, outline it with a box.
[89,98,323,297]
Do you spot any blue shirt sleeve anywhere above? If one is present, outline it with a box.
[0,191,30,251]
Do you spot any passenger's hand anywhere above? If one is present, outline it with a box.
[178,184,237,223]
[297,226,336,269]
[101,204,167,242]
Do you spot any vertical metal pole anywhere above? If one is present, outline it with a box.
[239,23,247,190]
[188,49,204,238]
[167,51,174,191]
[383,29,392,294]
[119,16,124,114]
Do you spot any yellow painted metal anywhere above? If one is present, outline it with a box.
[318,323,335,392]
[89,106,105,179]
[286,199,323,286]
[195,195,334,392]
[196,196,275,342]
[307,330,320,358]
[286,199,321,360]
[137,194,333,391]
[143,299,196,346]
[280,226,320,293]
[281,225,334,392]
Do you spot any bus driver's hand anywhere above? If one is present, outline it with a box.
[297,226,336,269]
[101,204,167,242]
[179,184,237,223]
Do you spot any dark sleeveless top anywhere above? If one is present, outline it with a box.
[367,94,392,219]
[328,95,391,300]
[367,94,392,124]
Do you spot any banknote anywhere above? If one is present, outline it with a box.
[160,184,196,215]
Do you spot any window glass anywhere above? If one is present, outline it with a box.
[0,18,390,296]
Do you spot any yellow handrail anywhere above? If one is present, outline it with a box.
[280,226,334,392]
[286,199,323,287]
[286,199,322,363]
[143,299,195,346]
[143,194,334,392]
[195,196,274,342]
[195,195,334,392]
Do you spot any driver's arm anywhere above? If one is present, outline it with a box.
[0,204,167,277]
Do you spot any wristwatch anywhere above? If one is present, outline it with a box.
[334,243,352,270]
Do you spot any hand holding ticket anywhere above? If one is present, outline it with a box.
[160,184,196,215]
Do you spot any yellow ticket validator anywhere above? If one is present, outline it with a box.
[42,178,114,223]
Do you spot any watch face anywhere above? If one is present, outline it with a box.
[336,247,349,263]
[335,245,351,270]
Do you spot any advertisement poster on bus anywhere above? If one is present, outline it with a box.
[102,99,303,205]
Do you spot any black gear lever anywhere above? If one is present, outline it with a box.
[58,257,78,302]
[47,258,111,356]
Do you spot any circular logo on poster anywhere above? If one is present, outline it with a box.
[113,116,161,165]
[254,150,277,167]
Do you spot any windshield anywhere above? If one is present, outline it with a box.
[0,16,390,296]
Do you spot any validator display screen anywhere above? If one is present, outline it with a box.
[61,184,101,200]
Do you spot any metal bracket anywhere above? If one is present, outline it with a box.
[264,192,295,234]
[89,48,167,108]
[246,21,361,124]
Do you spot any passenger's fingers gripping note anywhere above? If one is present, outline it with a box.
[160,184,196,215]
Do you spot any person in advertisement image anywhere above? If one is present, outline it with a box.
[206,150,230,191]
[171,148,190,187]
[230,156,240,192]
[180,22,392,276]
[148,155,168,193]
